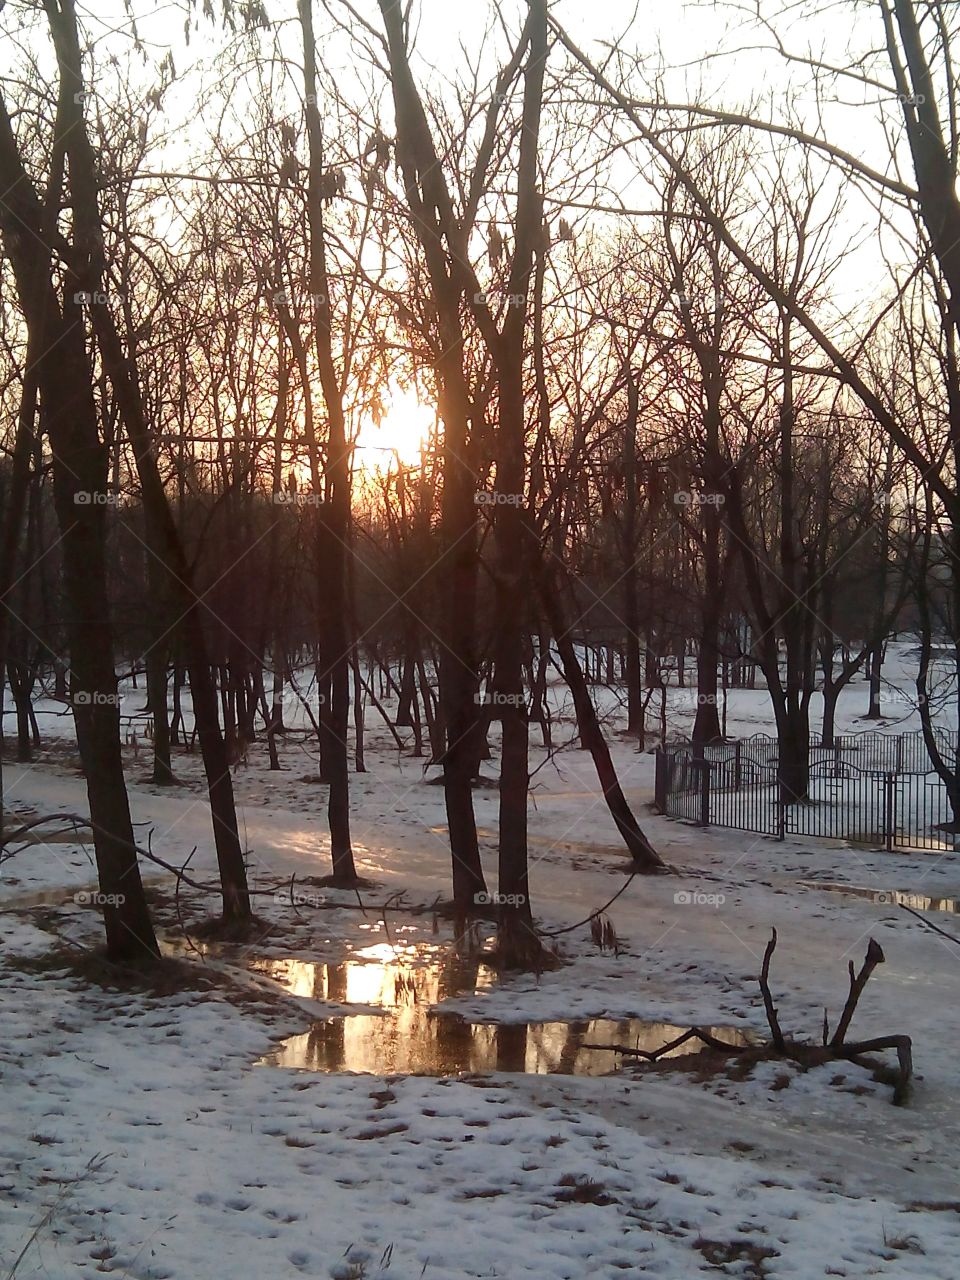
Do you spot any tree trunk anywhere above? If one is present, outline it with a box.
[866,643,883,718]
[7,659,33,763]
[0,89,158,960]
[300,0,358,884]
[777,701,811,804]
[377,0,488,909]
[692,503,723,744]
[0,356,39,840]
[821,678,839,751]
[146,644,173,785]
[540,572,665,872]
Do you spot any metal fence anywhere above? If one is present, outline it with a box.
[655,731,959,853]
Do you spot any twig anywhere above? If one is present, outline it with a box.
[172,843,204,961]
[898,902,960,949]
[5,1153,109,1279]
[538,872,638,937]
[759,928,786,1051]
[583,1026,749,1062]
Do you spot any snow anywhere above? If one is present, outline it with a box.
[2,640,960,1277]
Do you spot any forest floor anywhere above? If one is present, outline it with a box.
[2,648,960,1278]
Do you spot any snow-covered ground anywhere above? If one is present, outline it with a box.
[2,641,959,1278]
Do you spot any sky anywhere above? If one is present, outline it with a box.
[2,0,935,459]
[56,0,913,284]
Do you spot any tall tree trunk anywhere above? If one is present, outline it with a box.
[0,356,38,841]
[692,501,723,744]
[300,0,358,884]
[0,90,158,960]
[377,0,489,908]
[622,375,644,735]
[489,0,548,967]
[49,60,253,920]
[866,644,884,719]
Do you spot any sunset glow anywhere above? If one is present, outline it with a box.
[354,387,434,472]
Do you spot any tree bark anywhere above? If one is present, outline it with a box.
[0,86,158,961]
[40,0,252,922]
[300,0,359,884]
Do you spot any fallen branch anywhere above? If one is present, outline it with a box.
[583,929,912,1104]
[583,1025,747,1062]
[834,1035,913,1106]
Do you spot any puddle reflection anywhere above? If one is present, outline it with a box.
[248,940,499,1008]
[801,880,960,914]
[258,951,753,1081]
[260,1013,753,1076]
[167,927,754,1078]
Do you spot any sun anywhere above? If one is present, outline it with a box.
[354,387,434,473]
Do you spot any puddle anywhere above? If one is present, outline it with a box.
[258,1012,754,1077]
[163,923,754,1078]
[248,936,752,1076]
[4,874,165,913]
[800,880,960,914]
[1,886,81,911]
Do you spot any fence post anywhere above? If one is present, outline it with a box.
[733,740,742,790]
[776,798,785,841]
[654,747,666,813]
[896,736,904,774]
[883,771,896,852]
[698,760,710,828]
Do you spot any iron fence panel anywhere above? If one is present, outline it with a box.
[658,730,960,853]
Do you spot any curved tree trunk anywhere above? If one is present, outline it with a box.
[539,570,665,872]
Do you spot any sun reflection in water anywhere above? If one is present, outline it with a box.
[252,945,754,1077]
